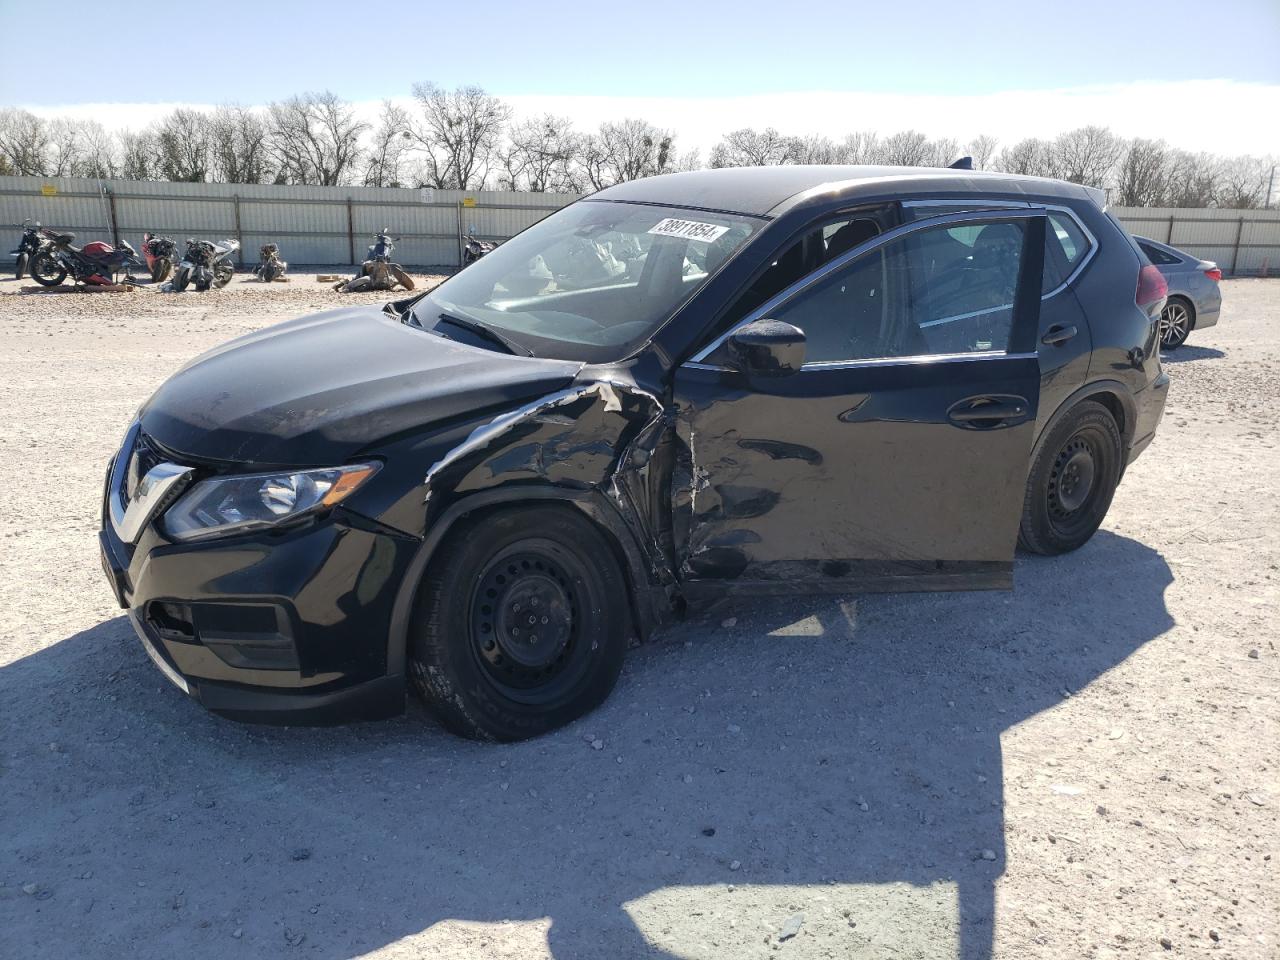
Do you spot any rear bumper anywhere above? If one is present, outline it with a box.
[1128,370,1170,465]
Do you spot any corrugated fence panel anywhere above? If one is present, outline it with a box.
[4,176,1276,273]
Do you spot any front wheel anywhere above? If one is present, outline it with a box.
[171,266,191,292]
[1018,401,1123,555]
[211,262,234,289]
[409,506,629,741]
[150,257,172,284]
[15,252,29,280]
[30,253,66,287]
[1158,298,1193,349]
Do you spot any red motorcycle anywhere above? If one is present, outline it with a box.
[29,232,142,287]
[141,232,177,283]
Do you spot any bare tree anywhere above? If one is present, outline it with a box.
[117,130,157,181]
[993,138,1054,177]
[0,108,52,175]
[410,82,510,190]
[709,127,795,167]
[1215,155,1272,208]
[839,131,879,164]
[1162,151,1219,207]
[267,92,366,185]
[1114,138,1171,207]
[496,114,580,192]
[209,106,270,183]
[791,135,843,165]
[1050,125,1123,187]
[925,136,961,168]
[581,119,676,188]
[966,134,999,170]
[363,101,413,188]
[878,130,932,166]
[155,109,213,182]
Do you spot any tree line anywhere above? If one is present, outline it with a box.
[1,85,1274,208]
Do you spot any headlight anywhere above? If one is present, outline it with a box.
[163,463,380,542]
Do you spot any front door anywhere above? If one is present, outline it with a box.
[671,209,1048,595]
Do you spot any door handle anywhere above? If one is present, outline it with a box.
[1041,324,1078,346]
[947,395,1030,429]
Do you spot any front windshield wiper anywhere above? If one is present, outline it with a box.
[434,312,533,357]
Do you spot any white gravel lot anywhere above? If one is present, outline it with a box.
[0,273,1276,960]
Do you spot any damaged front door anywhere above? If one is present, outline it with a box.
[672,210,1048,596]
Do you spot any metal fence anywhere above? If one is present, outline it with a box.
[0,175,576,269]
[2,175,1279,274]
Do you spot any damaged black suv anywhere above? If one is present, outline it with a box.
[100,165,1170,740]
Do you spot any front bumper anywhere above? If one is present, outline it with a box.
[100,474,418,724]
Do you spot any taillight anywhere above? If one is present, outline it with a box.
[1204,267,1222,282]
[1136,264,1168,315]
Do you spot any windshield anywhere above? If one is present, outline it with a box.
[408,200,761,362]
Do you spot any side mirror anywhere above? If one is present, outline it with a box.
[726,318,806,376]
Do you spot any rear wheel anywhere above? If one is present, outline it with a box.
[409,506,629,741]
[15,252,29,280]
[1018,401,1123,556]
[30,252,66,287]
[1158,297,1193,349]
[390,264,415,290]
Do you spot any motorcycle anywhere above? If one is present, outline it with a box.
[253,243,288,282]
[462,233,497,267]
[29,232,142,287]
[335,229,415,292]
[172,238,239,292]
[11,219,54,280]
[141,232,177,283]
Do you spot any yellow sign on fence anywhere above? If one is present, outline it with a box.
[462,197,477,208]
[40,184,57,197]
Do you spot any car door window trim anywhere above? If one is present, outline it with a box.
[688,208,1050,369]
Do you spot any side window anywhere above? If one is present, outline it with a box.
[1138,241,1180,266]
[722,218,880,325]
[769,218,1030,364]
[1043,212,1092,292]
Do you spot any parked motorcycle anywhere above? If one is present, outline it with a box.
[11,219,54,280]
[172,238,239,292]
[141,232,177,283]
[462,233,497,267]
[335,229,414,292]
[29,232,142,287]
[253,243,288,282]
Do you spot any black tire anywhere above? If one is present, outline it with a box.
[151,257,172,284]
[212,262,234,289]
[172,267,190,292]
[30,252,66,287]
[409,506,629,741]
[1018,401,1123,556]
[390,264,415,290]
[15,252,29,280]
[1158,297,1194,350]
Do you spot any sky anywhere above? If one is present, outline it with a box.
[2,0,1278,156]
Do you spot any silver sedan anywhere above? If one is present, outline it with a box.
[1136,236,1223,350]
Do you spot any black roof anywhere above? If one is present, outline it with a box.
[591,165,1096,217]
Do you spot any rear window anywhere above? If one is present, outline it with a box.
[1138,241,1182,266]
[1042,211,1093,293]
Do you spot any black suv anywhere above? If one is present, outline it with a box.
[100,165,1170,739]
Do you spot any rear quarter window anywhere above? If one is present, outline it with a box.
[1043,211,1093,293]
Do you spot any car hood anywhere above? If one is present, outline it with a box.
[139,305,582,466]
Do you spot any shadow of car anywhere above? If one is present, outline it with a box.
[2,530,1173,959]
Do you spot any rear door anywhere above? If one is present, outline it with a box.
[671,209,1048,595]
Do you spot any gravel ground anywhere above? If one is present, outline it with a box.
[0,273,1275,960]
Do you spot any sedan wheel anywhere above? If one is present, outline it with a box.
[1158,300,1192,349]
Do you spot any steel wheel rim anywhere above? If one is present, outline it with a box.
[1159,303,1189,345]
[468,544,589,702]
[1047,431,1102,532]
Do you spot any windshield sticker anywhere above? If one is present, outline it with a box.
[648,218,731,244]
